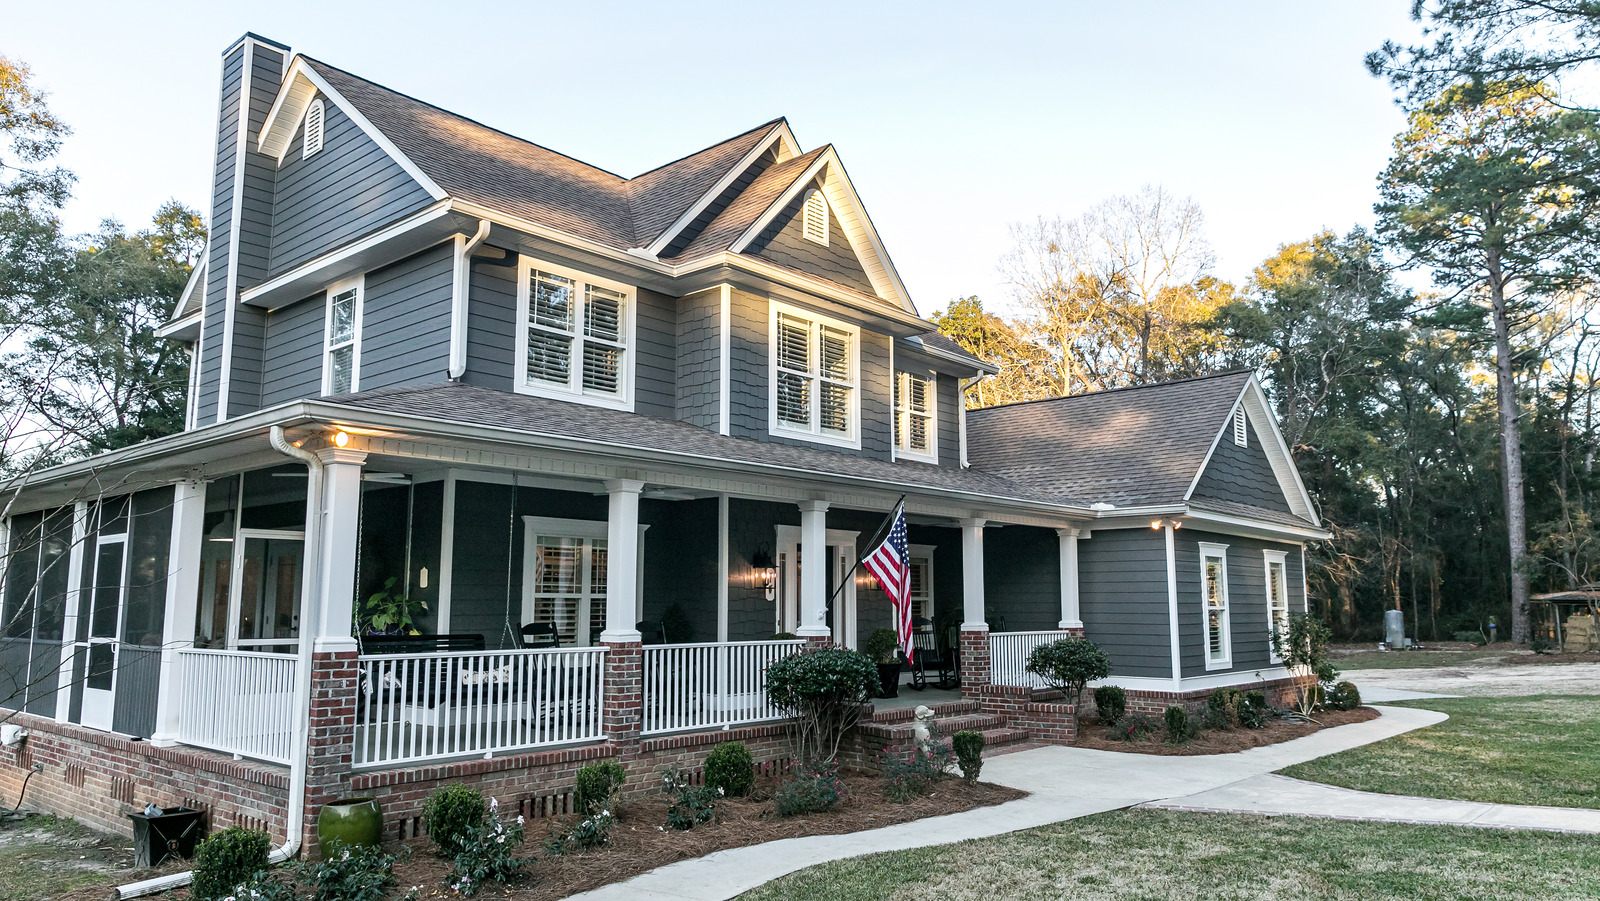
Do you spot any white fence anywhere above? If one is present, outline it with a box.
[354,646,605,768]
[642,640,803,735]
[176,648,299,765]
[989,630,1071,688]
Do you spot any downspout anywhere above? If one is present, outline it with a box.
[116,426,324,899]
[958,373,988,469]
[448,220,492,380]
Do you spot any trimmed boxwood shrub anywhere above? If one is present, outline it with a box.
[704,741,755,798]
[1325,680,1362,711]
[1093,685,1127,724]
[951,729,985,785]
[423,784,486,857]
[765,647,878,763]
[191,826,271,901]
[1163,705,1195,743]
[1024,638,1110,716]
[575,760,627,815]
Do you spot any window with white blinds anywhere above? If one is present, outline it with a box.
[322,277,361,395]
[802,189,828,246]
[894,371,936,461]
[515,257,633,409]
[769,303,858,446]
[1265,550,1289,662]
[1200,542,1232,670]
[303,99,325,159]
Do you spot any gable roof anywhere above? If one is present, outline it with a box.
[965,370,1317,525]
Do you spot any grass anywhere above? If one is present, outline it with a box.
[0,814,131,901]
[738,809,1600,901]
[1331,647,1513,669]
[1280,695,1600,809]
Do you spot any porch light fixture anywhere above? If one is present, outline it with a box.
[751,547,776,601]
[332,430,351,448]
[1150,518,1183,530]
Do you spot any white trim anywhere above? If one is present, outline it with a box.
[238,204,454,308]
[184,340,202,430]
[520,514,647,646]
[892,369,939,464]
[774,523,860,647]
[513,254,636,411]
[1164,523,1180,691]
[1056,527,1082,629]
[1264,548,1289,664]
[718,285,731,435]
[1183,377,1318,524]
[1199,540,1232,671]
[642,122,800,257]
[1095,666,1295,694]
[906,542,935,628]
[1179,508,1330,542]
[54,503,88,722]
[320,274,364,395]
[716,494,729,642]
[437,472,456,631]
[302,98,325,159]
[216,39,254,424]
[1300,545,1309,615]
[767,299,862,450]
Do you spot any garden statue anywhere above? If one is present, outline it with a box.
[912,705,936,751]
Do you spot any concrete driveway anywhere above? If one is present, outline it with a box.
[1344,661,1600,698]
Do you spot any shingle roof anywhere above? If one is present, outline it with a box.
[306,58,783,252]
[965,371,1260,510]
[904,331,990,372]
[660,147,827,263]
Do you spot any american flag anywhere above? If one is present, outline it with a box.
[862,501,914,663]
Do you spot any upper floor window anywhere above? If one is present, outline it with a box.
[802,189,828,246]
[322,276,362,395]
[1265,550,1289,663]
[303,98,325,159]
[769,302,858,448]
[894,370,937,462]
[1233,409,1247,447]
[514,256,634,410]
[1200,542,1232,670]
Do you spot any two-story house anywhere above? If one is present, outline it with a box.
[0,34,1327,856]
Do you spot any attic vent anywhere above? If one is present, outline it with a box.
[303,98,325,159]
[802,189,828,246]
[1233,409,1247,447]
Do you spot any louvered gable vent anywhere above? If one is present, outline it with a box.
[303,98,325,159]
[802,189,828,246]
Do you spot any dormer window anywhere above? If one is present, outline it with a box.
[514,255,634,410]
[894,371,937,462]
[303,98,325,159]
[802,189,828,246]
[1233,409,1247,447]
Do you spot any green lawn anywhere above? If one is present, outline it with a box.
[0,815,131,901]
[739,809,1600,901]
[1280,695,1600,809]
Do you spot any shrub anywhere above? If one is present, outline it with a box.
[864,627,899,664]
[1274,612,1338,716]
[774,760,847,817]
[297,843,404,901]
[1163,705,1196,744]
[422,784,486,858]
[192,827,272,901]
[1024,638,1111,721]
[448,798,528,896]
[574,760,627,815]
[1107,712,1159,741]
[218,872,293,901]
[1093,685,1126,724]
[1452,629,1484,645]
[1325,680,1362,711]
[1208,687,1245,728]
[704,741,755,798]
[765,647,878,763]
[951,730,985,785]
[1237,692,1271,729]
[661,768,721,830]
[544,809,614,856]
[880,742,953,802]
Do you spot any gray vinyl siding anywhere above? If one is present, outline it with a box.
[639,498,718,643]
[747,184,876,297]
[937,376,960,468]
[261,292,328,406]
[359,243,454,391]
[725,499,799,641]
[1191,419,1293,514]
[463,256,519,391]
[983,526,1061,632]
[267,93,433,276]
[1176,529,1305,678]
[635,288,676,419]
[662,148,776,258]
[1078,528,1174,679]
[195,46,245,425]
[675,288,721,430]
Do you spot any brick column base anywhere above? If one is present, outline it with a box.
[601,641,643,758]
[302,649,359,856]
[802,634,833,651]
[958,629,991,699]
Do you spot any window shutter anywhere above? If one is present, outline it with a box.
[802,190,828,246]
[303,99,325,159]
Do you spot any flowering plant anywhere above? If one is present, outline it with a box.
[774,759,848,817]
[448,798,528,896]
[880,741,953,802]
[661,767,722,830]
[544,807,615,856]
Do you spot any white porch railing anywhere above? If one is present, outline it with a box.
[354,646,605,768]
[176,648,299,765]
[642,640,803,735]
[989,630,1071,688]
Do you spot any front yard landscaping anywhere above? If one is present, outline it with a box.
[1280,695,1600,809]
[1331,644,1600,670]
[1074,705,1379,755]
[739,808,1600,901]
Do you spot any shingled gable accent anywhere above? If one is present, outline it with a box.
[636,121,801,257]
[1183,376,1318,524]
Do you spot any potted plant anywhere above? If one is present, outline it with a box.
[865,627,902,698]
[359,576,427,636]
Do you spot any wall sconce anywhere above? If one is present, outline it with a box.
[751,547,776,601]
[1150,518,1183,530]
[857,570,879,591]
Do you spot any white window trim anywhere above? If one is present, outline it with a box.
[802,189,828,246]
[1199,541,1232,671]
[908,543,935,630]
[303,98,325,159]
[1264,549,1289,663]
[320,275,363,396]
[519,515,647,646]
[893,370,939,464]
[513,255,636,411]
[1233,409,1248,447]
[767,299,861,450]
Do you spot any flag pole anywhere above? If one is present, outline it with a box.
[825,494,907,613]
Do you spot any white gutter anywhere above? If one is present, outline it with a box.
[116,426,324,898]
[449,220,491,380]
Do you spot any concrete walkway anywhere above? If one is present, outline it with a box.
[569,705,1453,901]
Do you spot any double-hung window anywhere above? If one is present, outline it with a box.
[520,515,646,646]
[770,302,859,447]
[894,371,937,462]
[1265,550,1290,663]
[515,256,633,409]
[1200,542,1231,670]
[322,276,362,395]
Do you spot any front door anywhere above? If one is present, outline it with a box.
[80,535,128,731]
[228,530,305,652]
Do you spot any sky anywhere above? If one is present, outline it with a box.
[5,0,1424,318]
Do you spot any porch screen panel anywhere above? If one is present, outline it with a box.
[25,509,73,715]
[0,512,42,712]
[194,475,238,649]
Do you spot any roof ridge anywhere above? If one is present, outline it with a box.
[968,369,1257,416]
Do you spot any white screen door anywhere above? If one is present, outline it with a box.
[80,535,128,731]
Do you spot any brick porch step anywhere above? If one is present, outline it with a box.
[866,698,978,724]
[858,712,1005,742]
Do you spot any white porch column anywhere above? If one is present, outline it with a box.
[796,500,831,638]
[151,480,207,745]
[600,479,645,643]
[960,518,987,630]
[1057,527,1083,630]
[314,448,366,652]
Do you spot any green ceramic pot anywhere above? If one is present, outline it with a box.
[317,796,382,858]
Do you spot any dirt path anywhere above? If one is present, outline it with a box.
[1344,662,1600,697]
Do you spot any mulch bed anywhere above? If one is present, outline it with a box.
[1073,706,1381,756]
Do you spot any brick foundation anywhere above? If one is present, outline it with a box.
[957,629,990,699]
[302,650,359,856]
[1090,675,1304,720]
